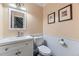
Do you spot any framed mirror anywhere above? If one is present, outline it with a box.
[9,8,26,30]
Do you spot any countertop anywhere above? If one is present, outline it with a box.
[0,36,33,46]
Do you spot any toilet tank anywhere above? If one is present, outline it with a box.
[34,36,44,46]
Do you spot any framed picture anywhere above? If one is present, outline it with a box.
[58,4,72,22]
[48,12,55,24]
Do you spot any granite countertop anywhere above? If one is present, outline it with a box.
[0,36,33,46]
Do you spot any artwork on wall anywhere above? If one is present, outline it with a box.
[48,12,55,24]
[58,4,72,22]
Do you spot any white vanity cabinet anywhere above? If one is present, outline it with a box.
[0,39,33,56]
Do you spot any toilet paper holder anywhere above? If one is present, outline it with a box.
[59,38,68,47]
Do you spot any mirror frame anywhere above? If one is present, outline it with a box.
[8,7,27,30]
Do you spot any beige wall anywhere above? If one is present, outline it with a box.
[0,4,3,37]
[43,4,79,40]
[1,3,79,40]
[2,4,43,37]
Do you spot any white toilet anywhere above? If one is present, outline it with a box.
[34,36,52,56]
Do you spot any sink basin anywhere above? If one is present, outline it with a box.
[15,35,33,40]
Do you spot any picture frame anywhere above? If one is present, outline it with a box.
[48,12,55,24]
[58,4,72,22]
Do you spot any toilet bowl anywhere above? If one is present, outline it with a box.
[38,45,52,56]
[34,36,52,56]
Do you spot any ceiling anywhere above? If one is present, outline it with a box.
[35,3,46,7]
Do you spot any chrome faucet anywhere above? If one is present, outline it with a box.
[17,31,24,37]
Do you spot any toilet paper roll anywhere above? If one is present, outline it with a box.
[59,39,68,47]
[59,40,65,45]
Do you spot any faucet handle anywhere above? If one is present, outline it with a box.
[21,32,24,36]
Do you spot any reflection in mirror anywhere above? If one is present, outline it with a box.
[14,16,23,28]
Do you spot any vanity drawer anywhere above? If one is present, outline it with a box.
[0,45,17,54]
[0,49,17,56]
[0,40,33,54]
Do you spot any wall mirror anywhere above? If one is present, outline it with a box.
[9,8,26,30]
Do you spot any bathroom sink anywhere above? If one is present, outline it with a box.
[15,35,33,40]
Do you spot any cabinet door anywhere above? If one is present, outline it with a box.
[18,41,33,56]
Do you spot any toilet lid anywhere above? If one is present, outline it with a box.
[38,45,51,54]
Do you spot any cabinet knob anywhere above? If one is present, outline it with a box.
[16,51,21,56]
[25,43,28,45]
[5,48,8,51]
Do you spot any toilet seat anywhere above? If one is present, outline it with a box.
[38,45,51,56]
